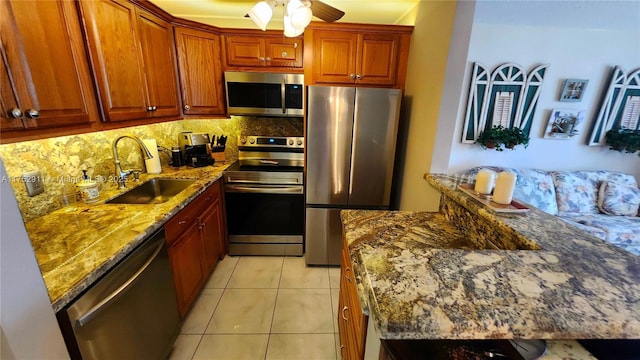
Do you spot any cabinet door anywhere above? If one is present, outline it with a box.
[174,27,225,116]
[1,0,96,130]
[79,0,149,122]
[312,30,358,84]
[356,33,399,86]
[199,203,223,273]
[168,221,206,318]
[0,54,24,131]
[265,37,303,68]
[136,9,180,118]
[225,35,266,67]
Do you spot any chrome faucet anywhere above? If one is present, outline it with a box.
[112,135,153,189]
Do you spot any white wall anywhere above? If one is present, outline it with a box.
[436,1,640,180]
[0,160,69,359]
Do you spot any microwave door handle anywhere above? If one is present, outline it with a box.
[281,78,285,113]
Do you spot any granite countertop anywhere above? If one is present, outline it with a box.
[26,163,233,312]
[340,174,640,341]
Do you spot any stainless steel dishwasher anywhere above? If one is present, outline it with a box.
[59,228,180,360]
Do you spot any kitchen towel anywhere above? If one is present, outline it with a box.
[143,139,162,174]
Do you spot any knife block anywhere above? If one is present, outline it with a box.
[211,148,226,163]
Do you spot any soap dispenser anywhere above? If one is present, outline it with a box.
[77,170,100,203]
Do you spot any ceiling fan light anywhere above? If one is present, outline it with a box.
[286,0,304,15]
[284,15,305,37]
[248,1,273,31]
[289,5,312,29]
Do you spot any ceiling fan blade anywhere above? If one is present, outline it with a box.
[310,0,344,23]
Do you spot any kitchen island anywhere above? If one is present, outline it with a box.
[339,174,640,357]
[25,163,231,312]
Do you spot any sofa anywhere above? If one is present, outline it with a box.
[463,167,640,256]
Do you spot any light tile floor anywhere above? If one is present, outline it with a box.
[169,256,341,360]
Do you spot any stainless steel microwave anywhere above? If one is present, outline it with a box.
[224,71,304,117]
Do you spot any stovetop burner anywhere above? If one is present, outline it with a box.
[223,135,304,185]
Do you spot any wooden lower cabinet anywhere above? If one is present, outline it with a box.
[200,196,224,273]
[166,180,226,317]
[338,239,368,360]
[168,221,206,316]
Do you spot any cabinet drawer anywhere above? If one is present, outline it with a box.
[165,181,221,245]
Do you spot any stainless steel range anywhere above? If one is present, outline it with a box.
[223,135,304,256]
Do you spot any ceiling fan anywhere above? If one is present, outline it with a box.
[246,0,345,36]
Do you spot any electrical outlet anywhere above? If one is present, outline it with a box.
[23,170,44,196]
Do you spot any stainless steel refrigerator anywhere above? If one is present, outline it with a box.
[305,85,402,265]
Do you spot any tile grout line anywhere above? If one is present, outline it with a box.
[189,257,240,359]
[264,256,285,360]
[202,257,239,335]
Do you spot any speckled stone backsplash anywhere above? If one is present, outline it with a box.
[0,116,302,221]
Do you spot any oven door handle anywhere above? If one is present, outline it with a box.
[225,184,303,194]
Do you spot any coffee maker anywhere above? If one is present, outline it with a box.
[178,132,214,167]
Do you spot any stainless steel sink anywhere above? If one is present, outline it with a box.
[106,178,195,204]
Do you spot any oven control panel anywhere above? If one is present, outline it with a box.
[239,136,304,149]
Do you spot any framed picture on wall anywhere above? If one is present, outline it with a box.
[544,109,586,139]
[559,79,588,102]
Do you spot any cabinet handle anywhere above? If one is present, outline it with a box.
[184,105,191,111]
[265,57,271,61]
[356,74,362,80]
[345,275,352,283]
[152,106,157,111]
[9,108,23,118]
[349,74,356,80]
[259,57,265,62]
[178,219,187,225]
[293,42,298,49]
[146,106,154,111]
[341,306,349,321]
[26,109,39,119]
[281,51,287,57]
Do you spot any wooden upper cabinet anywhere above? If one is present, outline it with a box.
[79,0,180,122]
[265,38,302,67]
[311,31,358,85]
[306,24,412,88]
[357,33,400,86]
[135,9,181,118]
[79,0,148,122]
[0,0,97,133]
[174,26,225,116]
[224,34,303,69]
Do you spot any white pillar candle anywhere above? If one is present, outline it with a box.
[474,169,496,195]
[493,171,517,204]
[143,139,162,174]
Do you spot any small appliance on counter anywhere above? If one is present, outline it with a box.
[178,132,214,167]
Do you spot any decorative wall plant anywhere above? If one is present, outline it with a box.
[461,62,549,149]
[588,66,640,146]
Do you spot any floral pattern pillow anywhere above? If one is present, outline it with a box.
[597,181,640,216]
[552,171,600,214]
[509,168,558,215]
